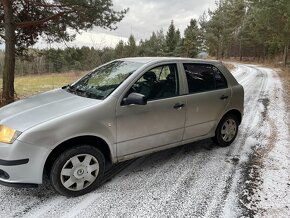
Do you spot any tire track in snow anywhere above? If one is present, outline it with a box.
[220,65,280,217]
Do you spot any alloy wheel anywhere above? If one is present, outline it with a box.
[221,118,237,142]
[60,154,100,191]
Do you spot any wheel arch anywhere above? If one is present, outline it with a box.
[220,109,242,125]
[43,135,113,177]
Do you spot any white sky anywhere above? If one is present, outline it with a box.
[0,0,217,50]
[109,0,217,40]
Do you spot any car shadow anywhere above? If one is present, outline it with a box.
[100,138,220,188]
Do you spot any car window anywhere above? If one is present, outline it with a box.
[128,64,179,101]
[183,63,228,93]
[213,67,228,89]
[67,61,143,99]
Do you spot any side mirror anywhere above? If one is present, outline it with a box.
[122,92,147,106]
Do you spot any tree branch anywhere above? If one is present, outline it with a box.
[15,11,72,29]
[30,1,94,10]
[28,0,81,9]
[30,3,70,8]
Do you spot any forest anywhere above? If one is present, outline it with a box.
[1,0,289,77]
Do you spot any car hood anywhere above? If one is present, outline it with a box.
[0,89,101,132]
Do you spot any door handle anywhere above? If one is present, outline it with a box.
[173,103,185,110]
[220,95,229,100]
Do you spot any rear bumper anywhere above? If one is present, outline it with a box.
[0,140,51,185]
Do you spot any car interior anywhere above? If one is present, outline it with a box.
[129,64,179,100]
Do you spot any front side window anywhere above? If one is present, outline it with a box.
[129,64,179,101]
[183,63,228,94]
[66,61,143,99]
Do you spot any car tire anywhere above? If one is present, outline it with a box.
[50,145,105,197]
[213,114,239,147]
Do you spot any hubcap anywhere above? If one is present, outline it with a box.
[221,118,237,142]
[60,154,99,191]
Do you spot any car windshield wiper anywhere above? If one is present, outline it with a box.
[62,84,71,89]
[63,84,103,99]
[63,85,88,96]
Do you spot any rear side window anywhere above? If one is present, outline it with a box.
[183,63,227,94]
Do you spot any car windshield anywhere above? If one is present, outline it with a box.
[65,61,143,100]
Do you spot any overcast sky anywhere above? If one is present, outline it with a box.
[42,0,217,49]
[111,0,216,39]
[0,0,217,50]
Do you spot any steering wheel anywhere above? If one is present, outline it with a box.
[131,83,140,92]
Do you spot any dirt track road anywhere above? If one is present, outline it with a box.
[0,64,289,218]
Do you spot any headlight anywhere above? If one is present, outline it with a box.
[0,125,21,144]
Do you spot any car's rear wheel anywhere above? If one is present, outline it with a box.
[50,145,105,197]
[213,114,239,147]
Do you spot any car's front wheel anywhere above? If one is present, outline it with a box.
[213,114,239,147]
[50,145,105,197]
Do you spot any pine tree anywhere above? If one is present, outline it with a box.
[165,21,179,55]
[183,19,201,58]
[115,40,125,58]
[124,34,137,57]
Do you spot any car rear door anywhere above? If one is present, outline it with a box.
[182,63,231,141]
[116,63,186,158]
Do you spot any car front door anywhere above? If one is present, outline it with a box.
[116,63,186,158]
[182,63,231,141]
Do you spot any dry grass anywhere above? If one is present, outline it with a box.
[278,68,290,130]
[223,62,235,71]
[0,71,86,98]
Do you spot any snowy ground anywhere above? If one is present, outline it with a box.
[0,64,289,218]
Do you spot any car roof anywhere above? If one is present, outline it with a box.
[118,57,222,65]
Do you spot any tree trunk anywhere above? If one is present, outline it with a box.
[239,39,242,61]
[283,43,289,67]
[261,45,266,63]
[216,46,219,60]
[2,0,16,105]
[256,46,260,62]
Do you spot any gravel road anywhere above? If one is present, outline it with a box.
[0,64,289,218]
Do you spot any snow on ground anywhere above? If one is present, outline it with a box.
[244,66,290,217]
[223,64,290,217]
[0,64,289,217]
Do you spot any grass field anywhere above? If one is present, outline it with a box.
[0,71,86,98]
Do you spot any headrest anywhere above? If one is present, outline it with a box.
[143,71,157,82]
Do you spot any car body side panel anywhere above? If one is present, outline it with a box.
[182,88,231,140]
[116,96,186,157]
[118,132,214,162]
[18,97,118,163]
[228,84,244,116]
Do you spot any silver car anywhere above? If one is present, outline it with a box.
[0,57,244,196]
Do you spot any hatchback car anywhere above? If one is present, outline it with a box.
[0,57,244,196]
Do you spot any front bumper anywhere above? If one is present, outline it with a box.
[0,179,38,188]
[0,140,51,185]
[0,158,29,166]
